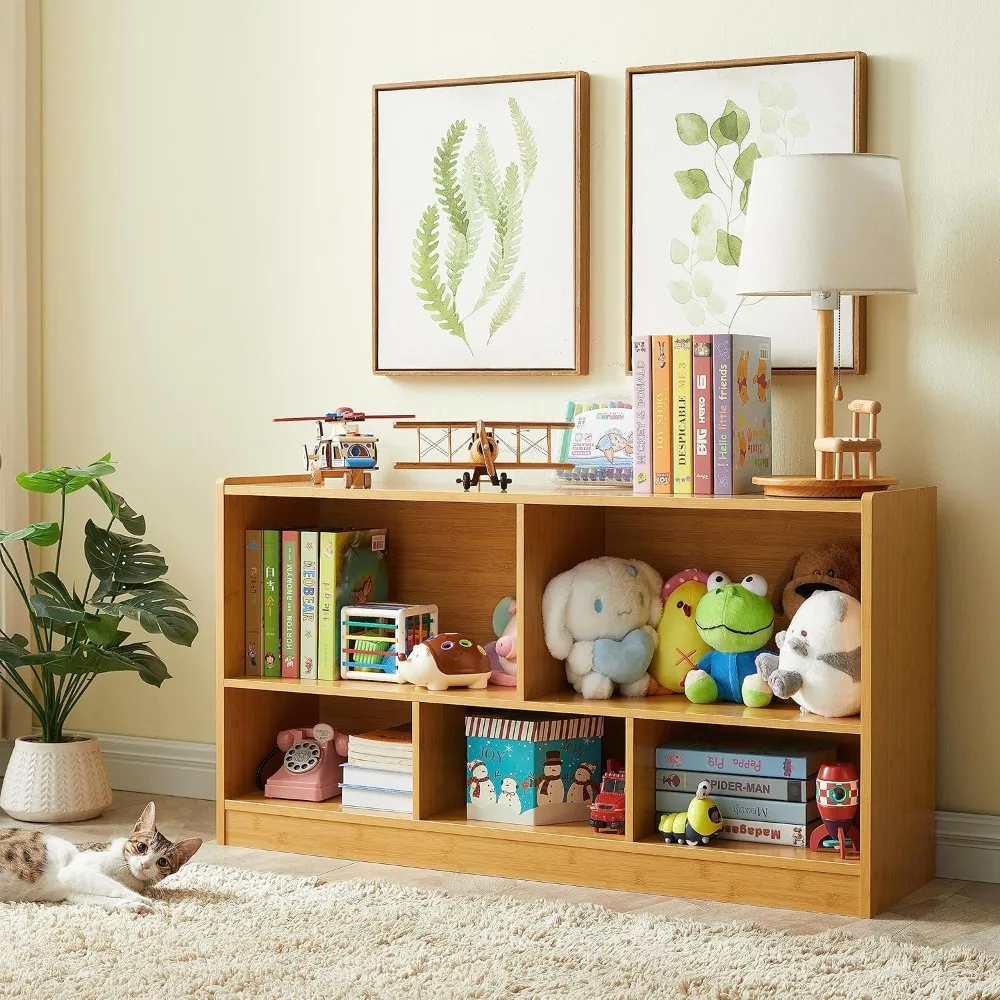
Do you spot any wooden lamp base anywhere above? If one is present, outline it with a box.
[753,474,897,499]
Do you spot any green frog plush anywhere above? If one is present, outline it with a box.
[684,572,776,707]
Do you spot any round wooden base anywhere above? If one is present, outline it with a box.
[752,475,898,499]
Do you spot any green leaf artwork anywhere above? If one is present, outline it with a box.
[664,81,812,330]
[411,100,538,354]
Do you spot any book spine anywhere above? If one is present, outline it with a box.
[299,531,318,680]
[650,335,673,494]
[262,530,281,677]
[654,746,817,780]
[713,334,733,495]
[692,334,714,495]
[281,530,299,679]
[655,790,817,825]
[718,818,817,847]
[731,335,772,494]
[631,335,652,494]
[671,335,693,494]
[318,531,336,681]
[655,769,811,802]
[244,530,262,676]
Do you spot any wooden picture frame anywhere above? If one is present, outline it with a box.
[626,52,867,375]
[373,72,590,376]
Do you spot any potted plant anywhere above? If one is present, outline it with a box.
[0,455,196,822]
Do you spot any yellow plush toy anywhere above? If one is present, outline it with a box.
[650,569,710,692]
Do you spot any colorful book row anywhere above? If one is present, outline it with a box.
[631,333,773,496]
[244,527,389,679]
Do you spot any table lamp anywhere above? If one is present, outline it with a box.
[736,153,916,498]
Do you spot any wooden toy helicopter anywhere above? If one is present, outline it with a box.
[274,407,414,488]
[393,418,574,493]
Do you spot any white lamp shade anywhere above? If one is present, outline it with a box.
[736,154,916,297]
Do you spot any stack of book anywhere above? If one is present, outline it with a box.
[340,725,413,815]
[244,527,388,679]
[655,738,836,846]
[631,333,772,496]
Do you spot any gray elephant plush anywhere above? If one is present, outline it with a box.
[542,556,664,699]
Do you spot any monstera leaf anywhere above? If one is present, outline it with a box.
[84,519,166,585]
[16,456,114,495]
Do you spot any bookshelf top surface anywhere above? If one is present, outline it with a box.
[221,476,876,513]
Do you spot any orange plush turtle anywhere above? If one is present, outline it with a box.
[782,543,861,619]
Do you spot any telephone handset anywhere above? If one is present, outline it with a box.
[261,724,348,803]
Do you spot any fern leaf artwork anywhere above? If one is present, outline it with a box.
[410,203,470,351]
[409,96,537,355]
[509,98,537,195]
[488,270,525,342]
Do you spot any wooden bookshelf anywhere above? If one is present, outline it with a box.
[216,476,936,917]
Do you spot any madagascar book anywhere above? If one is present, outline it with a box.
[261,530,281,677]
[299,530,318,680]
[671,335,693,494]
[656,789,819,825]
[718,818,818,847]
[316,528,390,681]
[731,335,772,493]
[650,335,672,494]
[630,334,652,494]
[713,334,733,495]
[692,334,713,495]
[281,530,299,678]
[244,530,262,676]
[655,769,812,802]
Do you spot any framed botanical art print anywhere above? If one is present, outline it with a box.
[627,52,867,373]
[373,72,589,375]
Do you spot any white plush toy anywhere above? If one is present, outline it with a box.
[542,557,664,700]
[755,590,862,718]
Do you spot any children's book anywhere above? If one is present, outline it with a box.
[299,531,318,681]
[262,530,281,677]
[655,769,813,802]
[692,334,714,495]
[656,789,819,825]
[651,335,672,494]
[718,818,818,847]
[731,335,772,494]
[317,532,336,681]
[340,765,413,793]
[281,530,299,679]
[655,739,836,781]
[340,785,413,814]
[314,528,389,681]
[631,335,652,495]
[713,334,733,495]
[244,530,262,676]
[671,335,693,495]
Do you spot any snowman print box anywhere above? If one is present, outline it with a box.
[465,712,604,825]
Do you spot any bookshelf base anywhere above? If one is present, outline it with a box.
[223,796,865,916]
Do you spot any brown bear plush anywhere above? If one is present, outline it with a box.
[782,543,861,619]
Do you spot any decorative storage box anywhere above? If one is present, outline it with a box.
[465,713,604,826]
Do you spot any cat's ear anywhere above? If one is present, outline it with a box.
[170,838,202,867]
[133,801,156,833]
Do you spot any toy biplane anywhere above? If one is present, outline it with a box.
[393,418,574,493]
[274,407,415,488]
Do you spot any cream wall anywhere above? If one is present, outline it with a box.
[39,1,998,812]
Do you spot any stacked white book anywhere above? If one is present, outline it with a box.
[340,724,413,815]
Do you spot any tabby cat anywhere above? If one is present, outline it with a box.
[0,801,201,912]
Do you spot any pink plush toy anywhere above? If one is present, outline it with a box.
[486,597,517,687]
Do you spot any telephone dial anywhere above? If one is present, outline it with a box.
[260,724,348,803]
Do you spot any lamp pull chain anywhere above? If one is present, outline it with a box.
[833,308,844,402]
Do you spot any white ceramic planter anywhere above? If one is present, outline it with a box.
[0,736,112,822]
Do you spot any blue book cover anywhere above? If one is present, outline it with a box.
[656,789,819,825]
[655,769,812,803]
[655,740,836,781]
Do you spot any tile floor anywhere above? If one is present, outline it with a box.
[5,790,999,955]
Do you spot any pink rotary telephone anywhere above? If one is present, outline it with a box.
[263,724,348,802]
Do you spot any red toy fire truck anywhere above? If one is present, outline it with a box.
[588,760,626,834]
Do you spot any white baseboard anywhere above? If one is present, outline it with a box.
[0,731,215,801]
[935,811,1000,882]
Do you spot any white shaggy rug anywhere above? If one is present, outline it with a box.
[0,866,997,999]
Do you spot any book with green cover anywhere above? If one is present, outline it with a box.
[317,531,337,681]
[262,530,281,677]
